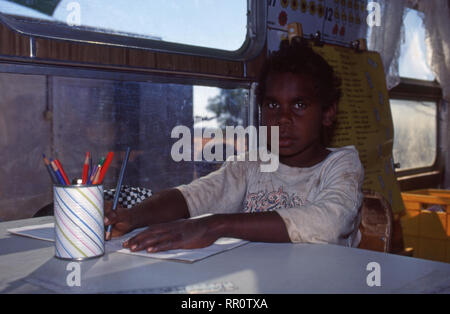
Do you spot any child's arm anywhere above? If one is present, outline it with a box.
[106,187,290,250]
[122,211,290,253]
[104,188,190,240]
[105,157,250,240]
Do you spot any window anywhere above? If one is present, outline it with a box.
[0,63,249,221]
[389,8,441,174]
[193,86,249,178]
[0,0,265,60]
[398,8,435,81]
[390,99,437,171]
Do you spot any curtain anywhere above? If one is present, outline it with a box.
[418,0,450,101]
[367,0,408,90]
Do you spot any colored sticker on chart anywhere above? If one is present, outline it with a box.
[279,11,288,26]
[349,12,354,23]
[300,0,308,13]
[374,108,380,122]
[378,92,384,106]
[309,1,317,15]
[365,72,374,88]
[367,57,378,69]
[333,23,339,34]
[378,174,385,189]
[334,7,340,20]
[318,4,325,17]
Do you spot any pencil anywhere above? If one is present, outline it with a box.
[93,167,101,184]
[88,157,105,185]
[43,154,58,184]
[96,152,114,184]
[50,160,66,185]
[54,159,71,185]
[89,154,93,179]
[82,152,90,184]
[106,147,131,239]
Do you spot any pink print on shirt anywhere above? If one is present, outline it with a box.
[244,186,303,212]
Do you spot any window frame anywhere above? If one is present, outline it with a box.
[389,77,442,177]
[0,0,266,61]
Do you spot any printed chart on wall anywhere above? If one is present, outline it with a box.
[309,44,404,213]
[267,0,369,54]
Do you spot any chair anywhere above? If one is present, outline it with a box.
[358,190,393,252]
[358,189,414,256]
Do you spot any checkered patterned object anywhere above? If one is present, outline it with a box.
[104,185,152,208]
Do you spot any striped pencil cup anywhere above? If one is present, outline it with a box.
[53,184,105,260]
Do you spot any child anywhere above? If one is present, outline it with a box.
[104,42,364,253]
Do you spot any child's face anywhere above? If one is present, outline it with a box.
[261,72,335,165]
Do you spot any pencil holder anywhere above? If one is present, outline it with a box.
[53,184,104,260]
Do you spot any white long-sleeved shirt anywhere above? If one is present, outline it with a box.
[176,145,364,247]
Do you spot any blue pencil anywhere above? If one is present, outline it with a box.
[106,147,131,238]
[50,159,66,185]
[43,154,59,184]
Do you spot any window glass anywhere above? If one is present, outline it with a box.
[193,86,249,178]
[390,99,437,170]
[398,8,435,81]
[0,0,247,51]
[0,69,248,221]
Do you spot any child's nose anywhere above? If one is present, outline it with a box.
[278,107,293,125]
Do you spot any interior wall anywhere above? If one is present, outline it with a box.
[0,73,51,220]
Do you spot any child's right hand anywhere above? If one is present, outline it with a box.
[104,201,135,240]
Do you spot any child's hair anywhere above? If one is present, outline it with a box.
[256,40,342,109]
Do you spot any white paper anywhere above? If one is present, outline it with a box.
[7,223,55,242]
[8,223,248,263]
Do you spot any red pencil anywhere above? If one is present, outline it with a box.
[96,152,114,184]
[82,152,90,184]
[54,159,71,185]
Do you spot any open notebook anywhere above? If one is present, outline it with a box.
[8,223,248,263]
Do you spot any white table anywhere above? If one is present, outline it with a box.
[1,217,450,294]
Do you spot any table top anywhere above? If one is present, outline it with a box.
[1,217,450,294]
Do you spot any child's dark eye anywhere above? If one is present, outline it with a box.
[293,102,307,110]
[266,103,279,109]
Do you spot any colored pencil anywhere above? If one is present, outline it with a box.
[54,159,71,185]
[88,157,105,185]
[93,167,101,184]
[106,147,131,239]
[82,152,90,184]
[88,166,99,185]
[50,160,66,185]
[96,151,114,184]
[89,154,93,179]
[42,154,58,184]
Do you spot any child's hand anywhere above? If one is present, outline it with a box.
[104,201,135,240]
[122,216,221,253]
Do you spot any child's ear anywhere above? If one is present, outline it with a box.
[322,102,337,127]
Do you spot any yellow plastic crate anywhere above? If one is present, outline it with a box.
[400,189,450,263]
